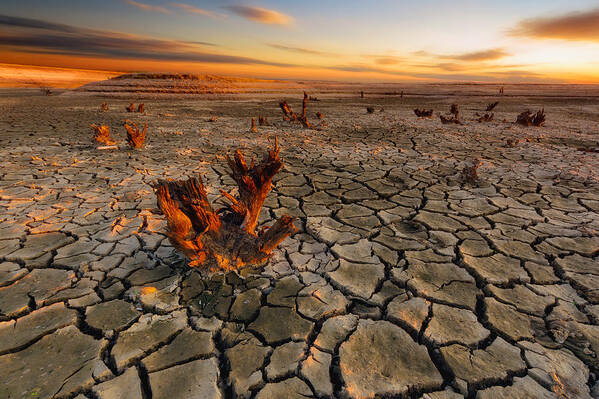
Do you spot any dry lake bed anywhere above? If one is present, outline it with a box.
[1,81,599,398]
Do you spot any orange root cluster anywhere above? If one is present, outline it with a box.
[153,138,297,274]
[516,109,545,127]
[124,120,148,148]
[279,92,314,128]
[91,124,116,145]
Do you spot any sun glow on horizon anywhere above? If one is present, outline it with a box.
[1,1,599,85]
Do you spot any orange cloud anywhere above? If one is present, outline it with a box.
[223,5,292,25]
[511,8,599,42]
[439,48,509,62]
[172,3,226,19]
[268,43,332,56]
[125,0,171,14]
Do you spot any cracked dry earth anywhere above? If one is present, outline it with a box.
[1,89,599,399]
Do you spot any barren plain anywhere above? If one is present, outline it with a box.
[1,78,599,399]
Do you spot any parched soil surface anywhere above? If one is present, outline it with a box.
[1,87,599,399]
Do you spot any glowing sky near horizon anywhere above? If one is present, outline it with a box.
[1,0,599,82]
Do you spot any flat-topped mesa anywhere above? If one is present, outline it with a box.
[153,138,297,274]
[124,121,147,149]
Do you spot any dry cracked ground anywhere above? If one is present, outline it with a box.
[1,88,599,399]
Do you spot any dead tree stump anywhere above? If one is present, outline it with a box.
[91,124,116,145]
[516,109,545,127]
[124,120,147,148]
[414,109,433,118]
[126,103,135,112]
[101,102,109,112]
[251,117,258,133]
[137,103,145,113]
[259,116,269,126]
[153,138,297,274]
[280,93,311,128]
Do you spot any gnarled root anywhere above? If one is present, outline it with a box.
[124,120,147,148]
[153,138,297,274]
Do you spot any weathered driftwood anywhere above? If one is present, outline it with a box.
[101,102,109,112]
[366,107,375,114]
[251,117,258,133]
[516,109,545,127]
[486,101,499,112]
[124,120,147,148]
[91,124,116,146]
[414,109,433,118]
[461,160,481,184]
[126,103,135,112]
[137,103,145,113]
[153,138,297,273]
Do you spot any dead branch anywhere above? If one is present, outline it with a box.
[153,138,297,274]
[251,117,258,133]
[486,101,499,112]
[137,103,145,113]
[414,109,433,118]
[516,109,545,127]
[126,103,135,112]
[100,102,109,112]
[461,160,481,184]
[124,120,147,149]
[366,107,375,114]
[91,124,116,146]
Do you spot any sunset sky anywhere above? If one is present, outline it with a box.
[1,0,599,83]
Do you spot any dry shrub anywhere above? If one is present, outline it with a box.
[152,138,296,274]
[516,109,545,127]
[91,124,116,146]
[124,120,147,149]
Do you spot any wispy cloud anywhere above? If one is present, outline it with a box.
[438,48,509,62]
[171,3,226,19]
[267,43,332,56]
[0,14,294,67]
[511,8,599,42]
[223,5,292,25]
[125,0,171,14]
